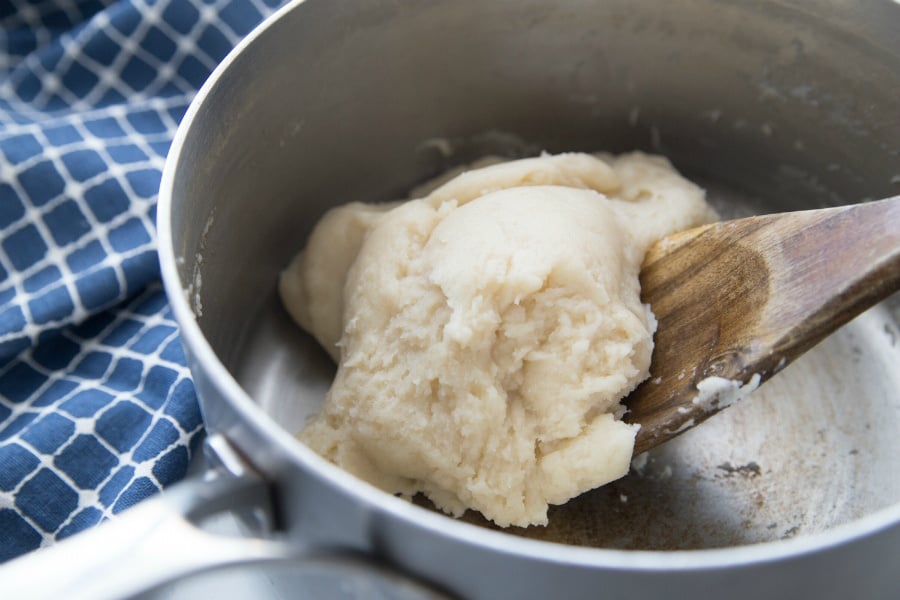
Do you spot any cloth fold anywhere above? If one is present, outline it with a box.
[0,0,280,562]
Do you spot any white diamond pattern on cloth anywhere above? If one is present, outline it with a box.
[0,0,282,562]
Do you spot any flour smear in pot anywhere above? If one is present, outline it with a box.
[278,152,716,527]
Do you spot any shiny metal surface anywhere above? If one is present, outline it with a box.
[1,434,449,600]
[158,0,900,597]
[2,436,288,600]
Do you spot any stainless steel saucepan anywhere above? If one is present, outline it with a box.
[6,0,900,597]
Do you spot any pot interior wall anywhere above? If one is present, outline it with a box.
[168,0,900,550]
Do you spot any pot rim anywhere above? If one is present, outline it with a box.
[157,0,900,573]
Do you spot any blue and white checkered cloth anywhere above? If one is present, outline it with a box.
[0,0,281,562]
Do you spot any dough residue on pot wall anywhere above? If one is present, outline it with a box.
[279,152,716,527]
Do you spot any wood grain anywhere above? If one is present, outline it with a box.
[626,196,900,454]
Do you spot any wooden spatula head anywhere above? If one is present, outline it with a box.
[625,196,900,454]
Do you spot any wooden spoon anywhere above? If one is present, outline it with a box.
[626,195,900,454]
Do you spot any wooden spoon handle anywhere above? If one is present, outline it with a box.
[627,196,900,454]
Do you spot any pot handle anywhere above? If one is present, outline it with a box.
[2,435,451,600]
[1,434,292,599]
